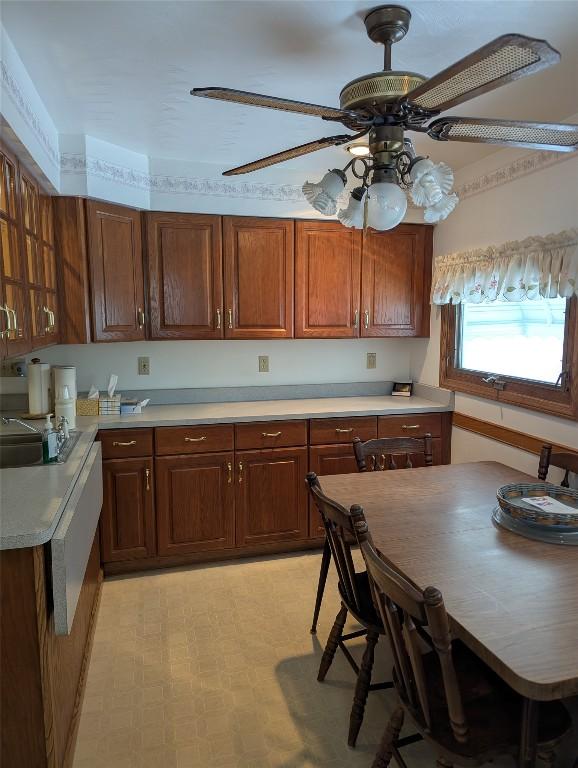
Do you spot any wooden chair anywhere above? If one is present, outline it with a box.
[353,434,433,472]
[538,443,578,488]
[310,433,434,635]
[349,505,571,768]
[306,472,393,747]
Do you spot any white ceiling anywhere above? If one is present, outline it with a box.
[2,0,578,174]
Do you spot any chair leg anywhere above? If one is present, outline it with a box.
[348,628,379,747]
[317,604,347,682]
[371,707,404,768]
[310,538,331,634]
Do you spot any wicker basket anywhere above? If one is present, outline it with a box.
[496,483,578,529]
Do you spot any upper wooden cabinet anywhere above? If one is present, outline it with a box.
[146,213,223,340]
[295,221,362,338]
[0,145,60,358]
[361,224,432,337]
[86,200,145,342]
[223,216,294,339]
[294,220,432,339]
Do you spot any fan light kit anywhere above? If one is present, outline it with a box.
[192,4,578,231]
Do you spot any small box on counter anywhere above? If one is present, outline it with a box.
[120,397,150,415]
[99,394,122,415]
[391,381,413,397]
[76,398,99,416]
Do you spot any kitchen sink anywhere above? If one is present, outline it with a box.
[0,430,81,468]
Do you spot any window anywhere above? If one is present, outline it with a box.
[440,297,578,419]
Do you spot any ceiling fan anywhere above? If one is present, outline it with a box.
[191,5,578,230]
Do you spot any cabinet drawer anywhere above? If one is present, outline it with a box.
[378,413,442,438]
[235,420,307,450]
[310,417,377,445]
[155,424,234,455]
[99,428,153,459]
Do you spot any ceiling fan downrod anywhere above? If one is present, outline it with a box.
[363,5,412,72]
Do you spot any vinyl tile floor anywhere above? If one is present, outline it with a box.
[73,551,578,768]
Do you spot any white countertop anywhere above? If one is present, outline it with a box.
[0,394,451,550]
[96,395,451,428]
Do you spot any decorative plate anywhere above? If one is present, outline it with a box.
[496,483,578,529]
[492,506,578,546]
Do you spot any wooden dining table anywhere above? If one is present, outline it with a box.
[320,461,578,768]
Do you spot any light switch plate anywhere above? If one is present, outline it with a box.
[366,352,377,370]
[258,355,269,373]
[138,356,150,375]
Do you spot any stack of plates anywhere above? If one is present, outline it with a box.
[493,482,578,546]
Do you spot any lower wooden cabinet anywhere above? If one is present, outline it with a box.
[236,447,308,546]
[156,452,235,555]
[309,444,360,537]
[100,458,156,562]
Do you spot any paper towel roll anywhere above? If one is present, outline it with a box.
[28,362,50,415]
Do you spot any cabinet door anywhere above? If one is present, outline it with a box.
[223,216,294,338]
[87,200,145,342]
[0,149,30,357]
[295,221,361,338]
[147,213,223,339]
[236,447,308,546]
[39,195,59,346]
[101,457,156,562]
[309,444,360,536]
[156,452,235,555]
[361,224,432,337]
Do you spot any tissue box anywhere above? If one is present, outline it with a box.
[76,398,99,416]
[99,394,122,415]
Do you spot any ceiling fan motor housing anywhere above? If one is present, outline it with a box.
[339,70,426,112]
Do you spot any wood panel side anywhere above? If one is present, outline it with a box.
[53,197,92,344]
[0,547,47,767]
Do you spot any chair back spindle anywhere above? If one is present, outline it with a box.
[538,443,578,488]
[350,505,469,746]
[353,435,433,473]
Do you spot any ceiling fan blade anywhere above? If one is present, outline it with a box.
[426,117,578,152]
[222,135,354,176]
[191,87,355,122]
[403,34,560,113]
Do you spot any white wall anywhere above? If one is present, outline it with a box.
[23,338,412,393]
[411,143,578,473]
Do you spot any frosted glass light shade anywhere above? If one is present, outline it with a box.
[410,158,454,207]
[424,192,459,223]
[366,181,407,231]
[337,187,365,229]
[302,169,346,216]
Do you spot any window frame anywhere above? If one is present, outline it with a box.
[439,296,578,420]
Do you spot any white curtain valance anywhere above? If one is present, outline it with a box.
[431,228,578,305]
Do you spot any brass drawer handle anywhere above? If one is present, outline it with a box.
[216,308,221,329]
[262,431,281,438]
[335,428,353,433]
[353,309,359,329]
[137,307,145,329]
[227,461,232,484]
[402,425,420,430]
[364,309,369,329]
[112,440,137,447]
[238,461,243,483]
[145,468,151,491]
[228,308,233,329]
[185,435,207,442]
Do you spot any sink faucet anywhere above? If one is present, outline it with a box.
[1,416,41,434]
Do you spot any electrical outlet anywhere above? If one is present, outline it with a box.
[138,356,150,375]
[366,352,377,370]
[258,355,269,373]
